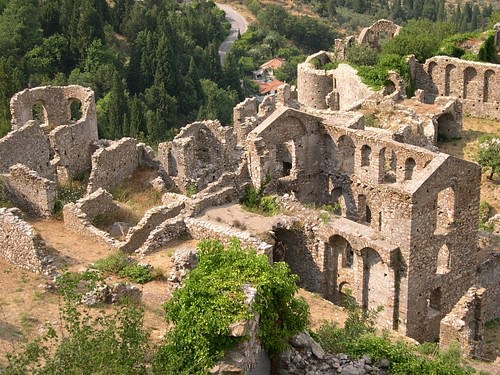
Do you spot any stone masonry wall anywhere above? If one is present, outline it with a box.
[415,56,500,120]
[476,253,500,322]
[119,202,185,253]
[439,286,487,358]
[1,164,56,217]
[0,208,49,273]
[331,64,376,111]
[87,138,139,194]
[0,121,54,180]
[185,218,273,257]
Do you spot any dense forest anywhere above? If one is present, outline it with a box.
[0,0,243,143]
[0,0,498,143]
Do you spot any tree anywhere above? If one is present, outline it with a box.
[198,79,238,126]
[478,138,500,180]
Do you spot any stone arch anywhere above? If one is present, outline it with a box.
[483,70,495,103]
[380,148,396,183]
[435,185,456,233]
[69,98,83,121]
[463,67,477,100]
[428,61,438,79]
[428,287,442,318]
[436,113,457,142]
[444,64,456,96]
[337,135,355,175]
[361,145,372,167]
[357,194,372,224]
[404,158,416,180]
[436,243,451,274]
[325,235,355,303]
[361,247,390,312]
[32,101,48,125]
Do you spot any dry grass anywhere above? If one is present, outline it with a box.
[110,167,163,218]
[439,116,500,214]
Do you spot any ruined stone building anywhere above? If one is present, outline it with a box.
[0,32,498,362]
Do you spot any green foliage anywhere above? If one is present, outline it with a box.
[478,137,500,180]
[153,239,309,374]
[241,174,280,216]
[118,264,153,284]
[353,53,410,91]
[346,43,380,67]
[197,79,239,126]
[93,252,130,275]
[53,178,87,215]
[5,270,150,374]
[478,31,497,63]
[186,182,198,198]
[92,252,153,284]
[317,293,475,374]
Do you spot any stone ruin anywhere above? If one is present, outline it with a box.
[0,41,498,369]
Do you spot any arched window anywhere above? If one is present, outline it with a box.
[361,145,371,167]
[404,158,416,180]
[436,244,451,274]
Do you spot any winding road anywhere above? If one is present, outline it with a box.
[216,3,249,65]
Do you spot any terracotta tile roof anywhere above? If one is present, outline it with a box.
[260,58,285,70]
[256,79,285,95]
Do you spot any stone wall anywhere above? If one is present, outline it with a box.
[0,208,49,273]
[476,253,500,322]
[1,164,56,217]
[439,286,487,358]
[185,218,273,257]
[158,121,238,194]
[138,218,188,254]
[63,189,121,247]
[331,64,376,111]
[10,86,98,180]
[357,19,401,49]
[119,202,185,253]
[87,138,139,194]
[0,121,54,180]
[297,52,335,110]
[415,56,500,120]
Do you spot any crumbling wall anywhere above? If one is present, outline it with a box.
[415,56,500,120]
[119,202,185,253]
[0,121,54,180]
[0,164,56,217]
[158,120,238,194]
[138,218,188,254]
[297,52,335,110]
[331,64,376,111]
[63,189,121,247]
[357,19,401,49]
[87,138,139,194]
[0,208,49,273]
[233,98,259,144]
[476,253,500,321]
[10,86,98,180]
[439,286,486,358]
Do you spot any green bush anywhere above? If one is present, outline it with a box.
[153,239,309,374]
[118,264,153,284]
[93,252,130,275]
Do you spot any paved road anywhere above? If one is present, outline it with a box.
[216,3,248,65]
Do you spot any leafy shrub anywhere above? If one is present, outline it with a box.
[93,252,130,275]
[118,264,153,284]
[317,294,475,375]
[153,239,309,374]
[260,195,280,215]
[241,174,280,216]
